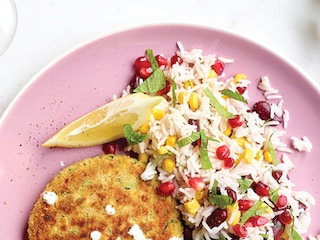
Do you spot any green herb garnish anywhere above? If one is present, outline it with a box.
[269,188,280,204]
[240,200,263,225]
[204,87,235,119]
[134,49,166,93]
[199,130,212,170]
[221,89,248,103]
[209,194,233,209]
[238,177,253,193]
[268,132,279,166]
[291,227,303,240]
[177,132,200,147]
[123,124,149,145]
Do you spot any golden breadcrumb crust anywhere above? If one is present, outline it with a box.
[28,154,182,240]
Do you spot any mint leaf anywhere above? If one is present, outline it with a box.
[204,87,235,119]
[238,178,253,193]
[268,132,279,166]
[291,228,303,240]
[269,188,280,204]
[134,68,166,93]
[177,132,200,147]
[221,89,248,104]
[123,124,149,145]
[219,235,226,240]
[200,130,212,170]
[209,194,233,209]
[134,49,166,93]
[212,179,218,194]
[240,200,263,225]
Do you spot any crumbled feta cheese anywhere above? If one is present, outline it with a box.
[128,224,151,240]
[291,136,312,152]
[105,204,115,215]
[42,191,58,205]
[140,162,157,181]
[90,230,102,240]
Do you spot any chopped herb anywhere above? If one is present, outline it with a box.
[199,130,212,170]
[259,233,269,239]
[240,200,263,225]
[238,177,253,193]
[219,235,227,240]
[204,87,235,119]
[146,49,159,71]
[123,124,149,145]
[268,132,279,166]
[221,89,248,103]
[269,188,280,204]
[171,79,177,107]
[177,132,200,147]
[291,227,303,240]
[209,194,233,209]
[134,49,166,93]
[212,179,218,194]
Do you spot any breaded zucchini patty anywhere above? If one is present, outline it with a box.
[28,154,183,240]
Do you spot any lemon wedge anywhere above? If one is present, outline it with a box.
[42,93,163,148]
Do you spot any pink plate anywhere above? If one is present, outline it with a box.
[0,24,319,238]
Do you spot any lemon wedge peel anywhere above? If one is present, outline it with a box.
[42,93,163,148]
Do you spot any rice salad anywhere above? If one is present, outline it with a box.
[115,42,316,239]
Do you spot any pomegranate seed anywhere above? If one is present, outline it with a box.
[236,86,247,94]
[275,195,288,209]
[228,115,244,128]
[226,187,237,202]
[252,101,271,120]
[206,209,227,228]
[238,199,254,211]
[254,181,270,197]
[278,210,293,225]
[156,182,175,197]
[134,56,151,71]
[155,54,168,68]
[170,54,183,66]
[245,216,269,227]
[216,145,230,160]
[211,59,225,76]
[272,170,283,182]
[138,67,152,79]
[232,224,247,238]
[223,157,235,169]
[157,79,171,95]
[188,177,205,191]
[102,142,116,154]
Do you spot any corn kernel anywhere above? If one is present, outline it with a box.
[255,149,263,160]
[226,203,241,226]
[152,108,166,120]
[165,136,177,147]
[208,69,218,79]
[138,153,149,163]
[162,158,176,173]
[264,150,273,163]
[223,125,232,136]
[184,198,201,215]
[241,148,253,164]
[178,92,186,104]
[234,73,247,84]
[235,137,248,147]
[188,92,199,111]
[157,146,168,155]
[139,121,150,134]
[235,154,241,166]
[183,80,194,88]
[259,202,273,214]
[195,190,204,200]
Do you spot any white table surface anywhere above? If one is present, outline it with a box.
[0,0,320,118]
